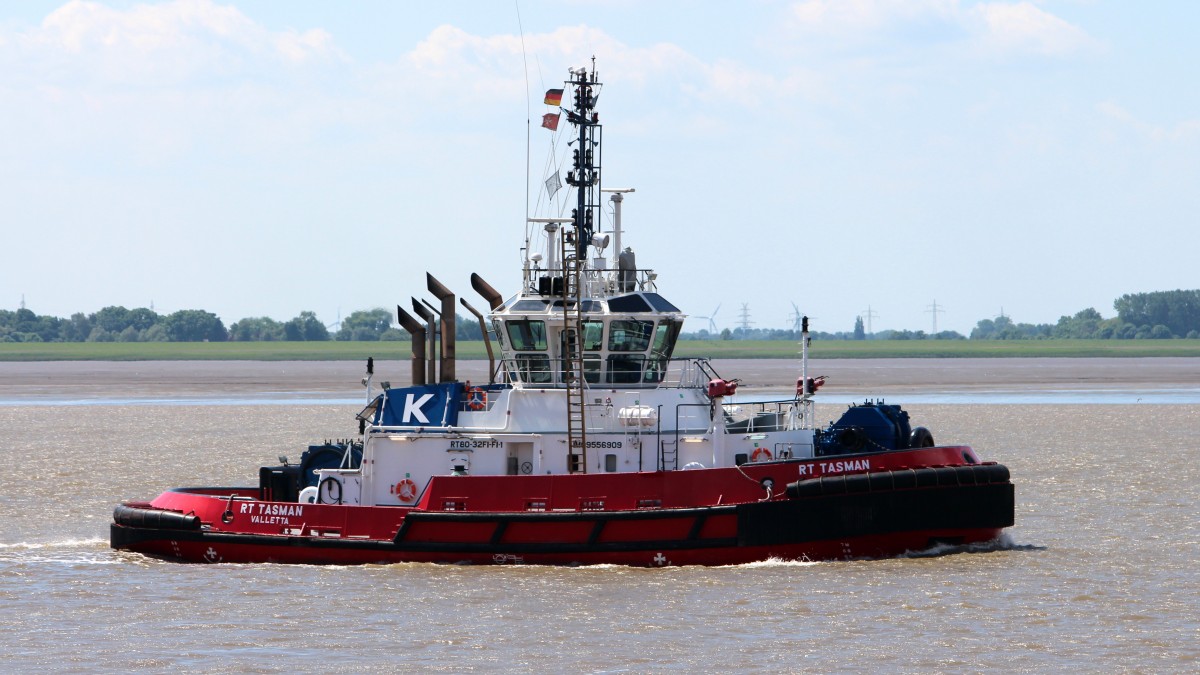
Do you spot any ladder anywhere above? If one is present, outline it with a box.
[561,235,588,473]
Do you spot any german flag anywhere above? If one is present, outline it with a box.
[544,88,564,106]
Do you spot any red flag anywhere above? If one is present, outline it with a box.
[544,88,563,106]
[541,113,560,131]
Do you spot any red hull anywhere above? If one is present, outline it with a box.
[113,526,1008,566]
[112,447,1014,566]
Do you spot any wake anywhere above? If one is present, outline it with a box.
[0,537,107,550]
[901,533,1046,558]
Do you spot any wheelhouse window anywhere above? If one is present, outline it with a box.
[557,329,603,385]
[608,320,653,352]
[491,319,506,349]
[503,319,550,385]
[506,320,547,351]
[607,354,647,384]
[513,354,552,384]
[641,319,681,383]
[651,320,681,358]
[582,321,604,351]
[582,356,602,384]
[643,358,667,384]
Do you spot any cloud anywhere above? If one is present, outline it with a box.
[1098,100,1200,143]
[386,22,785,118]
[787,0,1096,58]
[972,2,1096,56]
[791,0,958,35]
[0,0,355,171]
[398,23,700,95]
[10,0,341,86]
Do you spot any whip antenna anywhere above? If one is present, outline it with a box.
[516,1,531,260]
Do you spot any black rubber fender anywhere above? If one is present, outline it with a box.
[933,466,960,485]
[981,462,1010,483]
[891,468,917,490]
[953,465,978,485]
[843,473,871,494]
[868,471,895,492]
[113,504,201,531]
[786,463,1012,499]
[788,479,822,498]
[914,467,939,488]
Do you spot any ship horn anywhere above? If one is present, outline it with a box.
[427,273,456,384]
[460,297,495,384]
[411,299,437,385]
[396,305,426,387]
[471,272,504,310]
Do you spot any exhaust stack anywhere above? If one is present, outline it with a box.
[471,272,504,310]
[411,299,437,385]
[396,305,426,387]
[460,297,495,384]
[427,273,456,383]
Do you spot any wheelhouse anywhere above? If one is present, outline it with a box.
[491,291,684,388]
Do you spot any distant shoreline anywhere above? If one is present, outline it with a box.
[2,339,1200,361]
[2,357,1198,399]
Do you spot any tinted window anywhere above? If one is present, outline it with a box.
[644,293,681,313]
[608,295,652,313]
[607,354,646,384]
[583,356,602,384]
[551,300,603,312]
[652,320,681,358]
[511,299,550,312]
[492,319,506,349]
[513,354,551,384]
[506,320,547,351]
[608,320,653,352]
[582,321,604,350]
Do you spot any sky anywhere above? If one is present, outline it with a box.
[2,1,1198,336]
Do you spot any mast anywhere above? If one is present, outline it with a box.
[561,61,603,472]
[565,60,602,260]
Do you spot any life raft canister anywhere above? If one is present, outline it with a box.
[467,387,487,411]
[751,447,772,462]
[394,478,418,502]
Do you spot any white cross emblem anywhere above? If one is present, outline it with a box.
[203,547,223,563]
[653,552,668,566]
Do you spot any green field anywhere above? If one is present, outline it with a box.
[2,339,1199,361]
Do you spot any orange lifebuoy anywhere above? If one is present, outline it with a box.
[751,447,772,462]
[395,478,418,502]
[467,387,487,411]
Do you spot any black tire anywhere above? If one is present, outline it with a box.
[299,444,362,489]
[910,426,935,448]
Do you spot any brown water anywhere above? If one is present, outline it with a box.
[1,363,1198,672]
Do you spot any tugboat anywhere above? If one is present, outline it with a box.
[111,64,1014,566]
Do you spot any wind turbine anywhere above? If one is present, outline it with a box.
[788,302,803,332]
[696,303,721,334]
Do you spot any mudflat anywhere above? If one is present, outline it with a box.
[1,358,1197,400]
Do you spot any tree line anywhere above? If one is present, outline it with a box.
[969,290,1200,340]
[0,306,482,343]
[679,290,1200,341]
[5,290,1198,343]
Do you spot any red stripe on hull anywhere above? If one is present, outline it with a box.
[112,524,1005,566]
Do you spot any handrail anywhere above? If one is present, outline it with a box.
[496,356,719,389]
